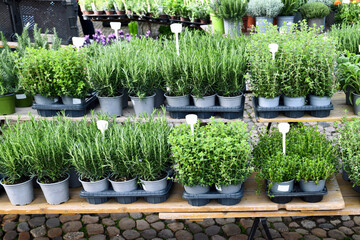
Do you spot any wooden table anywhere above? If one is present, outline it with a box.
[255,92,356,123]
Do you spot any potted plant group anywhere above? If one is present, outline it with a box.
[0,121,34,205]
[87,44,124,116]
[300,2,330,30]
[169,118,253,194]
[79,0,94,14]
[213,0,247,36]
[247,0,284,33]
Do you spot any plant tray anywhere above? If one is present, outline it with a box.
[32,93,98,117]
[266,183,328,204]
[166,95,245,119]
[80,180,173,205]
[252,96,334,119]
[182,184,244,207]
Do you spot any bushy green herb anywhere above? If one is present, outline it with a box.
[169,118,253,187]
[213,0,247,20]
[307,0,333,7]
[16,47,89,98]
[247,0,284,18]
[335,1,360,24]
[296,157,336,183]
[300,2,330,19]
[0,34,18,95]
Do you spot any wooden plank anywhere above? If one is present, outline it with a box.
[0,101,243,124]
[0,41,18,48]
[0,174,345,214]
[257,92,357,123]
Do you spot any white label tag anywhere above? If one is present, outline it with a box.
[73,98,82,104]
[16,94,27,100]
[278,185,290,192]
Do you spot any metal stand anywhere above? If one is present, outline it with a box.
[3,0,23,40]
[248,217,273,240]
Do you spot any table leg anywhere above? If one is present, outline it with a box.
[248,217,273,240]
[266,123,272,133]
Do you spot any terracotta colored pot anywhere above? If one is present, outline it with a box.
[116,10,125,15]
[105,11,115,15]
[170,15,179,20]
[94,11,105,15]
[200,19,208,24]
[247,16,255,28]
[83,10,94,15]
[273,17,278,26]
[180,17,190,22]
[242,16,248,32]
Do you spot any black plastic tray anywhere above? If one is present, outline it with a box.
[266,183,328,204]
[253,96,334,119]
[32,93,98,117]
[166,95,245,119]
[182,184,244,207]
[80,180,173,205]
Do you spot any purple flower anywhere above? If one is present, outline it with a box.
[96,29,103,35]
[84,35,90,44]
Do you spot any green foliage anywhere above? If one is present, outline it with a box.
[253,124,338,182]
[79,0,93,10]
[300,2,330,19]
[280,0,299,16]
[330,23,360,54]
[247,0,284,17]
[335,1,360,24]
[296,157,337,183]
[169,118,253,187]
[307,0,333,7]
[87,43,123,97]
[336,52,360,96]
[337,119,360,185]
[213,0,247,20]
[248,21,338,98]
[16,47,89,98]
[0,34,18,95]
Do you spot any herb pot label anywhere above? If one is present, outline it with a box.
[73,98,82,104]
[16,94,27,100]
[278,185,289,192]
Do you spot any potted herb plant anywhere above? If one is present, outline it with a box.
[169,122,213,194]
[123,39,160,116]
[213,0,247,36]
[247,0,284,33]
[296,157,336,192]
[337,53,360,114]
[0,120,34,205]
[16,48,60,105]
[256,152,298,193]
[106,123,138,192]
[27,118,72,205]
[54,47,90,106]
[69,118,109,192]
[79,0,94,14]
[216,37,247,108]
[207,120,253,194]
[300,2,330,30]
[87,44,124,116]
[247,25,282,108]
[114,0,125,14]
[105,0,115,14]
[0,45,17,115]
[277,0,298,32]
[94,0,106,15]
[131,113,172,192]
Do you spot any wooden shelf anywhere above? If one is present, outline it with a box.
[0,174,346,217]
[256,92,357,123]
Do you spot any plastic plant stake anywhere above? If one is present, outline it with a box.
[170,23,182,56]
[278,123,290,154]
[185,114,197,135]
[72,37,85,49]
[269,43,279,60]
[110,22,121,40]
[91,2,96,11]
[97,120,109,134]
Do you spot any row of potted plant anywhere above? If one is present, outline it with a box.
[79,0,211,23]
[248,21,338,109]
[0,113,172,205]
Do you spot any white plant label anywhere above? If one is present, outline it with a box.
[54,97,59,103]
[185,114,198,135]
[97,120,109,134]
[268,43,279,60]
[73,98,82,104]
[278,123,290,154]
[215,185,222,192]
[278,185,289,192]
[91,2,96,11]
[16,94,26,100]
[113,2,118,11]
